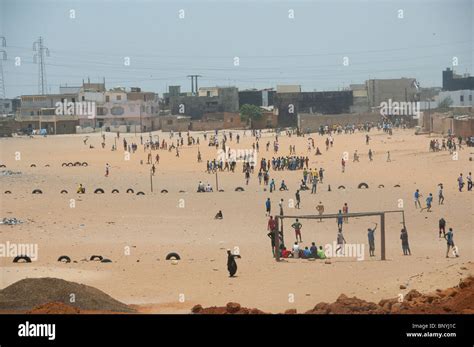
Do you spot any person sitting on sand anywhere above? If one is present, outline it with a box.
[279,180,289,191]
[300,179,309,191]
[315,147,322,155]
[310,242,318,258]
[197,181,205,193]
[205,183,213,192]
[317,246,326,259]
[303,246,312,258]
[281,247,292,258]
[215,210,223,219]
[77,184,85,194]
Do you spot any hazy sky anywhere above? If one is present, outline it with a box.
[1,0,472,98]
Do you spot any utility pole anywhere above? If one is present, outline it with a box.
[0,36,7,115]
[33,37,50,95]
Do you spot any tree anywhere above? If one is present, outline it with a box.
[240,104,262,124]
[437,96,453,110]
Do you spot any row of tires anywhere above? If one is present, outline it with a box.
[12,252,181,263]
[335,183,401,190]
[0,163,88,168]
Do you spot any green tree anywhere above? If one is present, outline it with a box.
[437,96,453,110]
[240,104,262,124]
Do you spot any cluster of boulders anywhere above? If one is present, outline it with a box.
[191,276,473,314]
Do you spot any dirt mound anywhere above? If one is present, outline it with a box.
[192,302,266,315]
[27,302,80,314]
[192,277,474,314]
[0,277,134,313]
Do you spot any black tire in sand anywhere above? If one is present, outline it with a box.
[101,259,112,263]
[90,255,103,261]
[166,252,181,260]
[358,183,369,189]
[111,189,119,194]
[57,256,71,263]
[235,187,244,192]
[30,164,36,168]
[338,185,345,190]
[378,184,385,188]
[161,189,168,194]
[32,189,43,194]
[4,190,11,194]
[13,256,31,263]
[82,162,88,167]
[126,189,134,194]
[60,190,68,194]
[136,192,145,195]
[94,188,105,194]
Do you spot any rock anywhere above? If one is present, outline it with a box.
[391,302,402,313]
[284,309,297,314]
[324,260,332,264]
[226,302,241,313]
[191,304,203,313]
[444,288,458,297]
[400,284,407,289]
[405,289,422,301]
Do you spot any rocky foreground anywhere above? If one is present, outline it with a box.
[191,276,474,314]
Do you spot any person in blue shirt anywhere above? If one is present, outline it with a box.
[303,247,312,258]
[265,198,271,216]
[414,189,422,209]
[337,210,344,230]
[421,193,433,212]
[368,223,378,257]
[445,228,459,258]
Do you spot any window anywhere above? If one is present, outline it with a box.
[460,95,464,102]
[82,96,85,101]
[167,120,173,125]
[106,96,110,102]
[469,95,472,101]
[72,98,76,103]
[116,95,122,101]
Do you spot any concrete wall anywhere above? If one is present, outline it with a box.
[367,78,418,108]
[298,112,382,132]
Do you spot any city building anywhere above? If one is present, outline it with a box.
[442,68,474,91]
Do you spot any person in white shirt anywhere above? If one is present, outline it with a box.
[292,242,300,259]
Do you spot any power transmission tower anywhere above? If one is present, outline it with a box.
[0,36,6,100]
[0,36,6,115]
[33,36,50,95]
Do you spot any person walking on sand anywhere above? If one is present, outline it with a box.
[105,163,110,177]
[400,227,411,255]
[458,173,464,192]
[295,190,301,209]
[336,229,346,255]
[438,184,444,205]
[467,172,473,191]
[414,189,422,209]
[279,198,284,216]
[316,202,324,222]
[420,193,433,212]
[439,217,446,238]
[337,210,344,230]
[265,198,271,216]
[343,203,349,223]
[386,151,391,162]
[368,223,377,257]
[445,228,459,258]
[291,218,303,243]
[341,157,346,173]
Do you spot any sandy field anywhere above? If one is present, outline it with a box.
[0,128,472,313]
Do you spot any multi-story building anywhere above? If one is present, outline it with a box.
[366,78,419,108]
[443,68,474,91]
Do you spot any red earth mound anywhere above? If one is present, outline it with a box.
[27,302,80,314]
[192,276,474,314]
